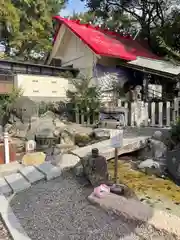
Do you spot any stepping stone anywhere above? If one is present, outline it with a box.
[19,166,45,184]
[35,162,61,181]
[0,178,12,196]
[5,173,31,193]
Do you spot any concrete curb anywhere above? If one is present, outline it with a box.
[88,192,180,237]
[0,194,31,240]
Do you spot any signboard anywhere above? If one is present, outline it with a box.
[110,130,123,148]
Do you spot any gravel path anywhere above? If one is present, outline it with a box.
[0,218,12,240]
[9,172,179,240]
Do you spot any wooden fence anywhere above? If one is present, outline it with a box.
[75,98,180,127]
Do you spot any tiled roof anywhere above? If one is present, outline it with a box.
[53,16,159,61]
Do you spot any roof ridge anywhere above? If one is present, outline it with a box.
[53,16,133,40]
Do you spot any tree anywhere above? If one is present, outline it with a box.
[0,0,67,62]
[0,87,23,129]
[67,75,101,122]
[82,1,178,42]
[69,10,137,35]
[82,0,180,61]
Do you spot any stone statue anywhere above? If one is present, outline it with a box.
[82,148,109,187]
[134,85,142,101]
[150,131,167,161]
[81,148,136,198]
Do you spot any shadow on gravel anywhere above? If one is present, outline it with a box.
[7,171,156,240]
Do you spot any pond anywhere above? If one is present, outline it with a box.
[108,159,180,217]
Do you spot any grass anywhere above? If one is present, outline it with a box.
[108,160,180,203]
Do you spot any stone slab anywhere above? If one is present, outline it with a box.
[55,154,80,170]
[19,166,45,184]
[72,135,148,160]
[0,178,12,196]
[0,195,31,240]
[4,173,31,193]
[0,161,24,178]
[35,162,61,181]
[88,192,180,237]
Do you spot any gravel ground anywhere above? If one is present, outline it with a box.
[9,172,179,240]
[0,218,12,240]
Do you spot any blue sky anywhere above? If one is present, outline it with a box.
[60,0,87,17]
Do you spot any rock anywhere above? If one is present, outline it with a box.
[61,129,75,145]
[53,154,80,170]
[82,148,109,186]
[138,159,160,170]
[138,131,167,162]
[138,159,166,177]
[74,133,91,147]
[12,138,25,153]
[12,96,38,122]
[22,152,46,166]
[167,149,180,181]
[73,162,84,176]
[91,129,110,140]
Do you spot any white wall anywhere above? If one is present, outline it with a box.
[55,27,97,80]
[14,74,69,101]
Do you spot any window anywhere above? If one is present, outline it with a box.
[52,90,57,93]
[32,79,38,83]
[51,80,57,84]
[33,90,39,93]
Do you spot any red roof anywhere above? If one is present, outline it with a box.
[53,16,158,61]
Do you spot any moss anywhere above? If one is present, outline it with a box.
[108,160,180,202]
[74,134,91,146]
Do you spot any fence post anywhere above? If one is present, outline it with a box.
[124,102,128,126]
[130,102,135,126]
[87,108,90,125]
[173,98,178,123]
[158,102,163,127]
[75,105,79,124]
[81,111,84,125]
[117,99,122,107]
[166,101,170,127]
[4,131,10,164]
[151,102,155,126]
[144,102,149,126]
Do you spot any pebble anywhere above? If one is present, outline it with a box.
[0,219,11,240]
[9,172,179,240]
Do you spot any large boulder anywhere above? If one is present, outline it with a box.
[12,96,38,122]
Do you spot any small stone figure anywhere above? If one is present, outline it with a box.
[82,148,109,187]
[82,148,136,198]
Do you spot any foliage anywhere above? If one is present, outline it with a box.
[67,75,101,118]
[81,0,180,60]
[0,87,23,128]
[74,133,91,147]
[69,9,137,35]
[0,0,67,61]
[168,118,180,147]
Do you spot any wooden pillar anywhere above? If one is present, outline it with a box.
[143,74,149,102]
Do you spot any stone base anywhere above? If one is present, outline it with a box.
[88,192,180,237]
